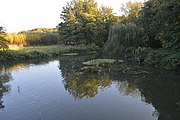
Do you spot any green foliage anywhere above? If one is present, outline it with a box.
[120,1,143,21]
[102,0,179,70]
[62,53,79,56]
[0,27,8,51]
[27,33,59,46]
[64,73,112,99]
[103,1,144,58]
[83,59,117,66]
[58,0,119,47]
[140,0,180,48]
[0,45,99,62]
[141,49,180,70]
[12,32,59,46]
[17,28,59,46]
[103,22,144,58]
[1,27,59,47]
[19,28,58,33]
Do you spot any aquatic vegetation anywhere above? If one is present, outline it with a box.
[83,59,119,66]
[62,53,79,56]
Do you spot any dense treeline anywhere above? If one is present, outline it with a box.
[5,33,27,46]
[58,0,180,69]
[140,0,180,49]
[1,0,179,69]
[104,1,144,57]
[25,33,59,46]
[20,28,59,46]
[104,0,180,55]
[59,0,179,50]
[103,0,180,69]
[58,0,119,47]
[0,28,59,46]
[19,28,58,33]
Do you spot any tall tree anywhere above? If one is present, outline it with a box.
[140,0,180,48]
[96,6,119,47]
[120,1,143,22]
[0,27,8,51]
[58,0,118,46]
[103,1,144,57]
[59,0,98,44]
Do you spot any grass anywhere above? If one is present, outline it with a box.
[20,45,71,52]
[83,59,118,66]
[0,44,99,62]
[62,53,79,56]
[82,59,149,74]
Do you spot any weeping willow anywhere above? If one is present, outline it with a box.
[103,22,143,58]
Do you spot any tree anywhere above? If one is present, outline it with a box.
[120,1,143,22]
[140,0,180,49]
[95,6,120,47]
[103,2,144,57]
[0,27,8,51]
[5,33,27,46]
[58,0,98,45]
[58,0,119,47]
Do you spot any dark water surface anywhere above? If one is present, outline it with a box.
[0,56,179,120]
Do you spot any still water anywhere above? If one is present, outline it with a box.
[0,56,179,120]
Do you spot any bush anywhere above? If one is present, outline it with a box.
[140,49,180,70]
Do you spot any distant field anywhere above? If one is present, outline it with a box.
[0,44,99,62]
[20,45,73,53]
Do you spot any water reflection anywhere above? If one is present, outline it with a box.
[59,55,180,120]
[63,72,112,100]
[137,71,180,120]
[0,65,12,109]
[0,56,179,120]
[59,55,112,99]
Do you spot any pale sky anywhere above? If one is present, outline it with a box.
[0,0,144,33]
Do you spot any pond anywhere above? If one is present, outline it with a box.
[0,55,180,120]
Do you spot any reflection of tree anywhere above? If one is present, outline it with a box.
[59,55,180,119]
[3,63,28,72]
[137,71,180,120]
[116,80,141,97]
[64,72,112,100]
[0,66,12,109]
[59,55,96,79]
[114,70,180,120]
[59,55,112,100]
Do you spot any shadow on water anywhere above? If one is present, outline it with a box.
[59,55,180,120]
[0,66,12,109]
[0,55,179,120]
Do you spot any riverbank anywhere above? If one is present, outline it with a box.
[0,45,179,70]
[138,48,180,70]
[0,45,99,62]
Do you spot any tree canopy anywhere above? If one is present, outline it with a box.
[140,0,180,49]
[58,0,119,47]
[0,27,8,51]
[104,0,180,58]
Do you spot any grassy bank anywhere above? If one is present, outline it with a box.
[0,45,99,62]
[139,48,180,70]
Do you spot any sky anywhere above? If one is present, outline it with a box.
[0,0,145,33]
